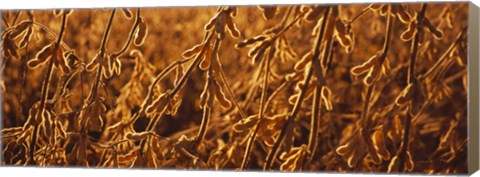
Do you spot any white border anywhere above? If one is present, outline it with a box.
[0,0,473,10]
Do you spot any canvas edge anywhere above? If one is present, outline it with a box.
[0,2,476,175]
[468,1,480,175]
[0,10,4,165]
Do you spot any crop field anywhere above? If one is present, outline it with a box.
[1,3,469,174]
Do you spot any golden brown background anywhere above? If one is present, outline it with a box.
[1,2,468,174]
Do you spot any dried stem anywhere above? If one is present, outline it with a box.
[240,46,275,170]
[348,4,372,25]
[419,26,467,81]
[29,11,68,164]
[397,4,427,172]
[195,37,221,146]
[2,15,9,27]
[264,6,331,170]
[218,64,247,119]
[112,8,141,57]
[86,9,117,105]
[307,86,321,162]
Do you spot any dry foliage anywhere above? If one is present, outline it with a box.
[1,2,468,174]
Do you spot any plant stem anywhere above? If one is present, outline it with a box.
[112,8,141,57]
[397,4,427,172]
[264,6,331,170]
[307,86,321,162]
[348,4,372,25]
[195,37,220,147]
[218,65,247,119]
[419,26,467,81]
[2,15,9,27]
[29,11,68,165]
[240,46,274,170]
[86,9,116,105]
[11,11,21,26]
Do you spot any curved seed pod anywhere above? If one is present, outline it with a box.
[27,43,54,69]
[183,43,204,58]
[225,17,240,38]
[294,52,312,72]
[11,20,33,39]
[372,130,391,160]
[121,8,132,19]
[134,17,148,46]
[364,63,381,86]
[199,45,213,70]
[126,132,150,141]
[229,7,238,17]
[347,150,360,168]
[235,35,266,48]
[336,33,352,48]
[423,18,443,39]
[336,142,352,156]
[321,86,333,111]
[379,4,389,16]
[259,6,278,20]
[396,6,411,24]
[251,46,268,65]
[213,80,232,109]
[351,54,379,75]
[232,115,258,133]
[405,151,415,171]
[247,40,269,57]
[56,46,71,74]
[334,19,347,35]
[86,58,99,72]
[19,27,33,48]
[401,21,416,41]
[288,94,299,105]
[53,9,63,16]
[395,83,414,106]
[27,58,45,69]
[263,136,276,147]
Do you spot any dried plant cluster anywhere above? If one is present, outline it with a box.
[1,2,469,174]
